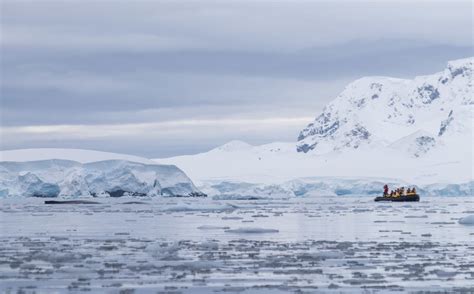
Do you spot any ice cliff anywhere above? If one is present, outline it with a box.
[0,158,204,198]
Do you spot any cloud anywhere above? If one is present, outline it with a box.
[1,69,352,125]
[2,26,215,52]
[1,0,472,156]
[2,117,312,137]
[2,1,472,52]
[1,116,313,157]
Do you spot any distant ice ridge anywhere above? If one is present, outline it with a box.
[199,178,473,197]
[0,149,204,198]
[157,138,472,192]
[0,148,155,164]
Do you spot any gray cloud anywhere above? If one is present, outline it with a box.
[2,42,471,126]
[2,1,472,51]
[1,0,473,157]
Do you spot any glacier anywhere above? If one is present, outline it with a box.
[199,178,474,198]
[0,158,204,198]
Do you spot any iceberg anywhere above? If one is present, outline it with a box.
[458,215,474,225]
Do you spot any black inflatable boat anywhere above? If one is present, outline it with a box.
[374,194,420,202]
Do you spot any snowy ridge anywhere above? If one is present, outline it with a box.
[157,139,473,196]
[0,148,155,164]
[156,136,472,186]
[212,140,253,152]
[0,149,204,198]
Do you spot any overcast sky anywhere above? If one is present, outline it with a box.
[1,0,473,157]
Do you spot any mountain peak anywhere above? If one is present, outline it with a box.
[214,140,253,152]
[297,57,473,155]
[446,57,473,72]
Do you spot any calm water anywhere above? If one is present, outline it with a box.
[1,196,473,293]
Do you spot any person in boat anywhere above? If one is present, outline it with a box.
[412,187,417,195]
[383,184,389,196]
[400,187,405,196]
[390,190,394,197]
[407,188,411,194]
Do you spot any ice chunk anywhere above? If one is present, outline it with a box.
[314,251,345,259]
[458,215,474,225]
[164,203,237,212]
[225,227,279,234]
[197,225,230,230]
[197,241,219,250]
[147,242,181,260]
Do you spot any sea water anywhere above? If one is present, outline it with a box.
[0,196,473,293]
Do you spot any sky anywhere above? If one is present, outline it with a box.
[1,0,473,158]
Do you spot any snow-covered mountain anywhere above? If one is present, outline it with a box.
[297,57,473,155]
[0,149,204,198]
[156,138,472,196]
[156,58,473,197]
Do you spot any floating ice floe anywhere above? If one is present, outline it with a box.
[197,225,230,230]
[163,203,238,212]
[197,241,219,250]
[458,215,474,225]
[300,251,345,260]
[147,242,181,260]
[225,227,279,234]
[433,269,458,278]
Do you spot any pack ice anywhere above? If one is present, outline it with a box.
[0,149,204,198]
